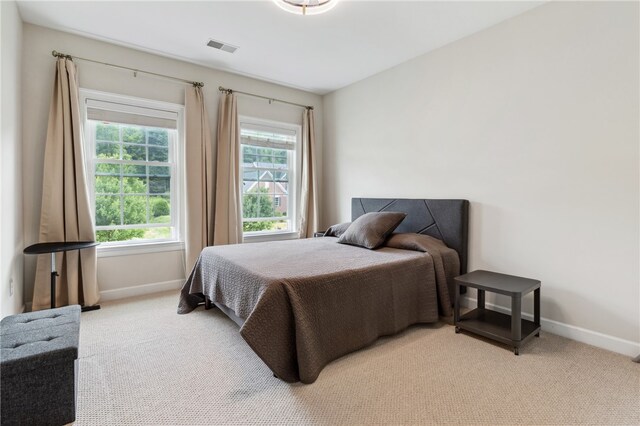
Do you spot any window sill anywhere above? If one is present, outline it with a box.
[243,231,300,244]
[97,241,184,258]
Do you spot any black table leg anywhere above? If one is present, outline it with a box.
[50,271,57,309]
[511,295,522,344]
[512,295,521,355]
[50,252,57,309]
[454,284,460,322]
[477,289,485,309]
[534,288,541,336]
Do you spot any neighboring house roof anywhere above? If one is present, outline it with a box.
[244,169,288,194]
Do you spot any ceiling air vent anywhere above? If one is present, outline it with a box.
[207,39,238,54]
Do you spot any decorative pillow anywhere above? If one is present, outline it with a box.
[385,233,448,253]
[338,212,407,249]
[324,222,351,238]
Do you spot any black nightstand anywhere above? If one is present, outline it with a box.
[454,270,541,355]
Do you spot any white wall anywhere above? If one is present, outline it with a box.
[0,0,24,318]
[323,2,639,351]
[21,24,323,305]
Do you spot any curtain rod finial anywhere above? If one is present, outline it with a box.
[52,50,72,60]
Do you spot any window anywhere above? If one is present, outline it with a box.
[80,90,183,247]
[240,117,300,236]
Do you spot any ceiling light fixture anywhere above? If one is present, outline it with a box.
[274,0,339,16]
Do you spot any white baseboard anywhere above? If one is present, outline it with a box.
[99,279,184,302]
[460,296,640,358]
[23,280,183,312]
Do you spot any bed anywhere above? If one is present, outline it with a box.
[178,198,469,383]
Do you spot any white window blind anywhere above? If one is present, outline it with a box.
[240,122,296,151]
[86,98,178,130]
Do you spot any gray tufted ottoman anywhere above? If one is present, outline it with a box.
[1,305,80,426]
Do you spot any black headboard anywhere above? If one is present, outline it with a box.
[352,198,469,274]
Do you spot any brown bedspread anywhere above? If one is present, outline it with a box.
[178,235,459,383]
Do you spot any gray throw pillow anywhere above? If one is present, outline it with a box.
[338,212,407,249]
[324,222,351,237]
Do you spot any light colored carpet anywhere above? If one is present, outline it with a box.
[76,291,639,425]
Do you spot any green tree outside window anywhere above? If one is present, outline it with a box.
[93,123,173,243]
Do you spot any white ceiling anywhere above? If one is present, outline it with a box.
[17,1,543,94]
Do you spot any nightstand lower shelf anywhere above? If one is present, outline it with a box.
[456,308,540,350]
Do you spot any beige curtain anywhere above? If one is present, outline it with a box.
[32,58,98,310]
[298,108,319,238]
[213,92,243,245]
[184,86,214,271]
